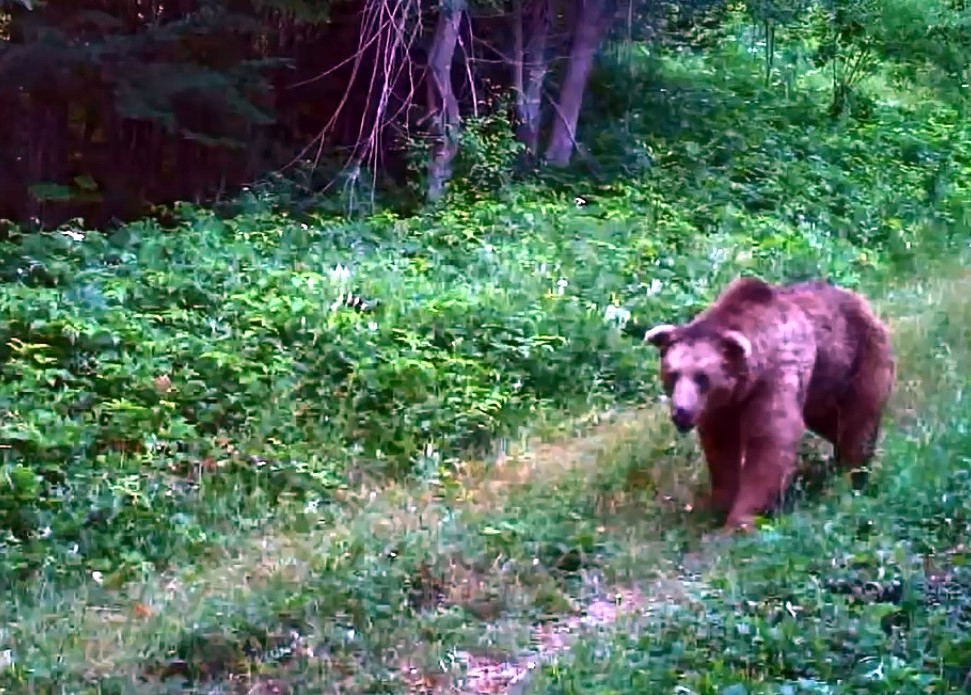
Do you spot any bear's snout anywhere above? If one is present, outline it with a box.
[671,406,696,433]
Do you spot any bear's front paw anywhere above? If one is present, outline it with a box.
[723,513,757,534]
[708,486,736,513]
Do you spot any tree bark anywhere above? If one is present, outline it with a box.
[513,0,552,157]
[544,0,614,167]
[425,0,465,202]
[513,0,525,122]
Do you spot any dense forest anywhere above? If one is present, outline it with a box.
[3,0,963,228]
[1,0,667,226]
[3,0,971,692]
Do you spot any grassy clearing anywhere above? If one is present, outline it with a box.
[3,13,971,695]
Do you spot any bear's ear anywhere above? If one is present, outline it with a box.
[643,324,678,350]
[720,330,752,363]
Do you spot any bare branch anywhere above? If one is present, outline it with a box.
[281,0,423,208]
[457,14,479,118]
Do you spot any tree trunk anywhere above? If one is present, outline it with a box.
[512,0,552,157]
[544,0,613,167]
[512,0,525,128]
[425,0,465,202]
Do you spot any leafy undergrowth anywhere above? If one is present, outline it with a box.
[3,19,971,695]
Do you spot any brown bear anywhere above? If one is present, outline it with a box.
[643,276,895,533]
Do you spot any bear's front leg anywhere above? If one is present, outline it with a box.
[698,416,742,514]
[724,402,805,532]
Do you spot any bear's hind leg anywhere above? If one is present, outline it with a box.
[835,328,894,490]
[834,406,884,490]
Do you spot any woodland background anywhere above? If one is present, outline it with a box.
[4,0,960,228]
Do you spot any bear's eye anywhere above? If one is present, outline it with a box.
[694,373,710,392]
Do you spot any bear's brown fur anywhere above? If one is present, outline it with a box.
[643,276,895,533]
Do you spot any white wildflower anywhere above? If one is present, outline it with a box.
[367,321,378,331]
[0,649,14,671]
[603,305,631,328]
[91,570,104,585]
[556,278,568,295]
[647,279,663,296]
[330,263,351,283]
[709,246,730,264]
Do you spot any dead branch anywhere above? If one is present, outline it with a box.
[282,0,423,207]
[457,13,479,118]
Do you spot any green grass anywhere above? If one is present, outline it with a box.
[2,15,971,695]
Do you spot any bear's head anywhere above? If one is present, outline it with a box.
[643,323,752,433]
